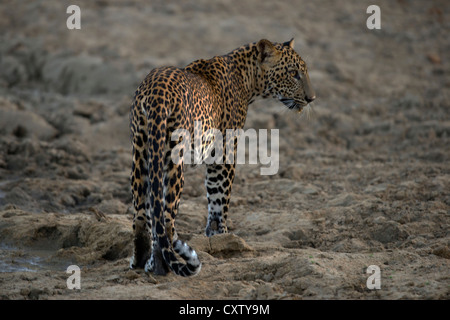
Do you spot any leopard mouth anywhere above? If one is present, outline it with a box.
[279,97,308,113]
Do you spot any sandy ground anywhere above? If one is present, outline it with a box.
[0,0,448,300]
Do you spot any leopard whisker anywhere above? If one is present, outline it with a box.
[301,101,316,121]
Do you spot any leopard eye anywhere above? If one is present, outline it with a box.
[290,70,301,80]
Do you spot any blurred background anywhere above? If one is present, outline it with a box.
[0,0,448,299]
[1,0,447,212]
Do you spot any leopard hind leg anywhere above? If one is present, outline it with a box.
[129,101,153,270]
[130,144,152,269]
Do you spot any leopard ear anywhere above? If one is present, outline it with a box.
[283,38,295,49]
[257,39,280,66]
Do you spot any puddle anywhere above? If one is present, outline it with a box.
[0,244,69,273]
[0,210,133,274]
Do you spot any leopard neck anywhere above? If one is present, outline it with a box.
[226,43,264,105]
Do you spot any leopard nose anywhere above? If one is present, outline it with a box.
[306,95,316,103]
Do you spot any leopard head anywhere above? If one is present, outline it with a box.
[256,38,315,113]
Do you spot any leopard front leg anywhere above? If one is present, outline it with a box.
[205,163,235,236]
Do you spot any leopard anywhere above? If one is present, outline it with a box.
[129,38,316,277]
